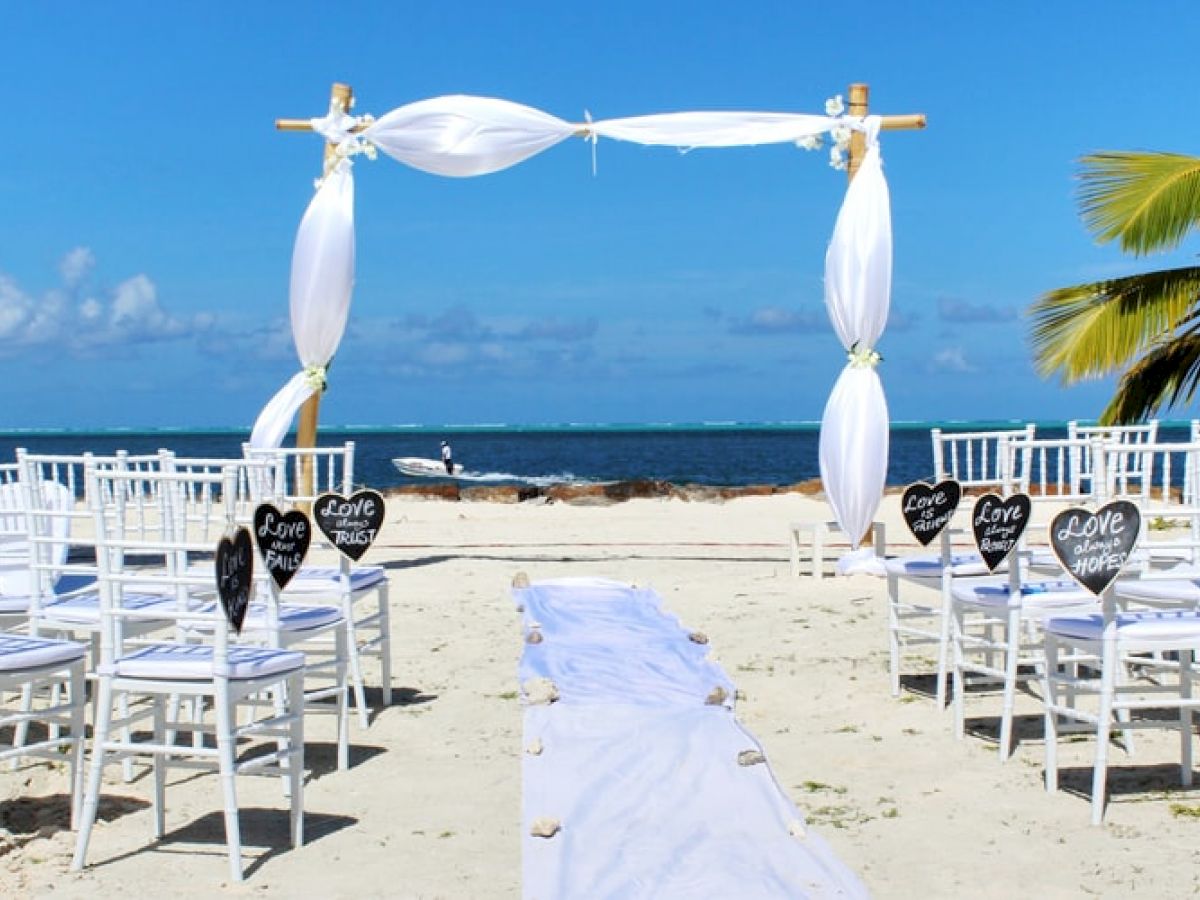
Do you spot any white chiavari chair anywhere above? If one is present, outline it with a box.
[71,464,306,881]
[244,442,391,728]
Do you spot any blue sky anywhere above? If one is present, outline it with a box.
[3,2,1199,430]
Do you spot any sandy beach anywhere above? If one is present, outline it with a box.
[3,491,1199,899]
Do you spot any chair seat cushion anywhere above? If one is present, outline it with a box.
[0,634,86,672]
[0,575,99,617]
[0,594,30,614]
[885,553,992,578]
[189,602,343,634]
[1047,609,1200,645]
[109,643,305,680]
[42,591,175,624]
[285,565,386,594]
[952,578,1097,609]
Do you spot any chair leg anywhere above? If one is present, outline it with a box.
[72,676,115,871]
[377,582,392,707]
[1091,635,1119,826]
[344,612,369,730]
[335,627,349,771]
[11,682,33,761]
[952,601,966,739]
[152,696,166,838]
[886,573,901,697]
[1043,636,1060,794]
[935,576,953,709]
[119,690,135,783]
[287,670,305,850]
[1182,649,1194,787]
[812,526,824,582]
[999,606,1021,762]
[67,662,86,832]
[214,686,244,883]
[48,680,63,741]
[788,527,800,579]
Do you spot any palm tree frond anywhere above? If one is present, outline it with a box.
[1100,329,1200,423]
[1029,266,1200,381]
[1079,152,1200,255]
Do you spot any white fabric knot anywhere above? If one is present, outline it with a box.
[582,110,599,175]
[303,364,328,392]
[311,101,378,186]
[846,342,881,368]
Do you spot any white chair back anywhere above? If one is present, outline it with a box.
[1069,420,1159,496]
[87,465,245,675]
[160,452,283,541]
[930,424,1035,492]
[243,441,355,506]
[1006,436,1103,507]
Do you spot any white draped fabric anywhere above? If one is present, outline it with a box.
[364,96,577,178]
[249,165,356,449]
[516,577,868,898]
[250,94,894,538]
[819,119,891,547]
[360,95,842,178]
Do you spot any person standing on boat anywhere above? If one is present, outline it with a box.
[441,440,454,474]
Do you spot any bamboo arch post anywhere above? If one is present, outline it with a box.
[843,82,926,546]
[278,81,355,502]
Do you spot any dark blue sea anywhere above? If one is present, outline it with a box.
[0,422,1191,491]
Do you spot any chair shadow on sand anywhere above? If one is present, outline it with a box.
[92,806,358,879]
[0,791,150,859]
[301,685,437,777]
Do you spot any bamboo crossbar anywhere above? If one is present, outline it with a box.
[276,111,925,135]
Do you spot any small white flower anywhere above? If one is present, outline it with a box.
[829,146,846,170]
[796,134,823,151]
[831,125,853,148]
[303,365,328,391]
[825,94,845,117]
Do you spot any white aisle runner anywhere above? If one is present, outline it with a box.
[514,577,869,899]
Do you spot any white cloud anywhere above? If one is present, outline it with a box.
[728,305,826,335]
[930,347,976,373]
[59,246,96,289]
[0,250,211,356]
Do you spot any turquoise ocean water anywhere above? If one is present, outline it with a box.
[0,421,1190,491]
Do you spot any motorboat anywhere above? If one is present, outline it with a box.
[393,457,464,478]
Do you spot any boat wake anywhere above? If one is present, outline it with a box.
[452,470,604,487]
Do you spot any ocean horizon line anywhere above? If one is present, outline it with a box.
[0,417,1193,438]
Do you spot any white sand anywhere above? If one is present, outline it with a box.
[3,493,1199,898]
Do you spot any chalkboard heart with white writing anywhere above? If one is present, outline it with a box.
[971,493,1031,571]
[313,490,385,562]
[1050,501,1141,596]
[901,480,962,546]
[215,527,253,633]
[253,504,311,591]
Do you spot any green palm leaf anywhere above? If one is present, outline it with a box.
[1030,266,1200,381]
[1079,152,1200,254]
[1100,328,1200,423]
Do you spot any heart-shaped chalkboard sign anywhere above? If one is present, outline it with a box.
[253,503,311,591]
[971,493,1031,572]
[901,480,962,546]
[313,490,385,562]
[1049,501,1141,596]
[215,527,253,633]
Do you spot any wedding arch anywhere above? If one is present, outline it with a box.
[249,82,925,547]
